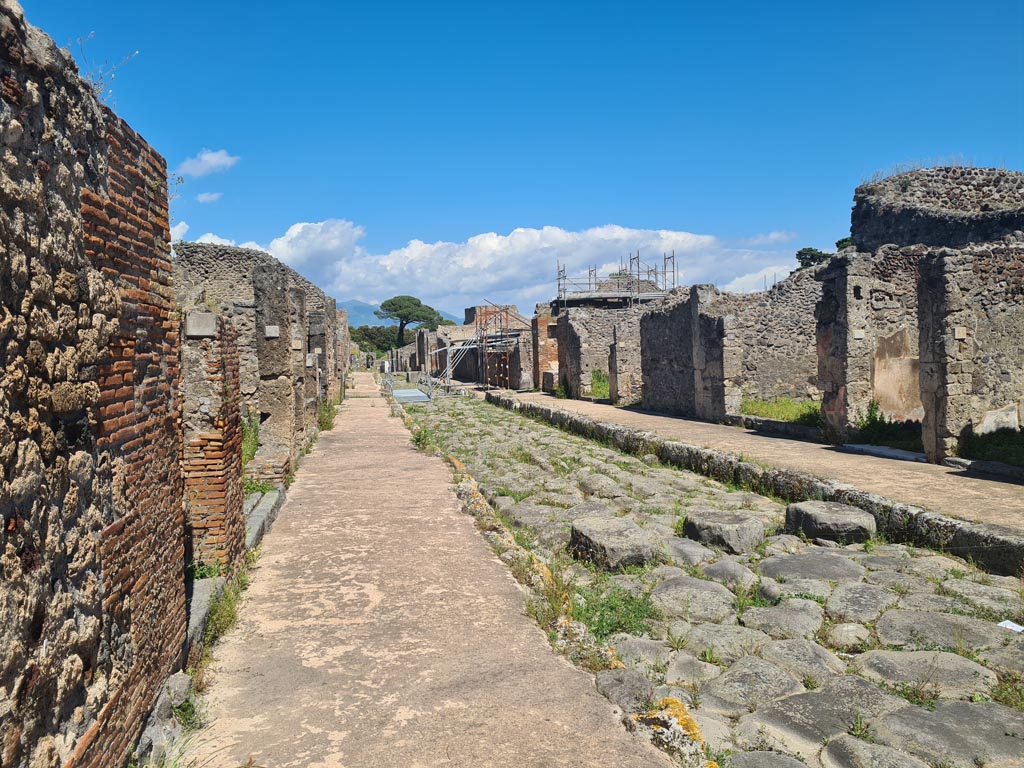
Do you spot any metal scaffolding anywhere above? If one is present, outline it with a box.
[556,250,678,305]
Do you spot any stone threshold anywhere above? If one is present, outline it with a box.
[485,392,1024,577]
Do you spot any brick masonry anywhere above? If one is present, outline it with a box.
[181,314,245,572]
[1,5,184,765]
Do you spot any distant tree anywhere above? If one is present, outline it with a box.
[438,318,456,326]
[835,236,853,251]
[349,325,414,355]
[374,295,444,348]
[795,247,832,269]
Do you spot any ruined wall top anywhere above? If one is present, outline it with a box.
[174,241,333,311]
[851,166,1024,252]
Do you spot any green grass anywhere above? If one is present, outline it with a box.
[243,478,276,495]
[590,369,610,400]
[740,396,822,427]
[854,399,924,453]
[570,576,661,642]
[960,428,1024,468]
[186,560,223,581]
[318,398,337,431]
[241,414,260,467]
[991,673,1024,711]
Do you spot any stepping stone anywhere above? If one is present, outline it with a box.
[759,577,833,603]
[663,537,716,566]
[786,500,876,543]
[595,667,654,713]
[684,511,765,554]
[569,516,659,570]
[852,650,997,700]
[734,675,907,759]
[664,653,722,686]
[730,752,807,768]
[820,733,931,768]
[826,583,899,623]
[759,552,866,583]
[941,578,1023,616]
[869,701,1024,768]
[702,559,758,591]
[650,575,737,623]
[676,623,771,664]
[699,656,803,718]
[760,639,845,684]
[742,598,824,640]
[608,634,672,668]
[874,609,1005,653]
[825,622,871,651]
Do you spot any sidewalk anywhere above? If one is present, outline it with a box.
[509,392,1023,530]
[186,373,673,768]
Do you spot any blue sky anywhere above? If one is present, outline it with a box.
[21,0,1024,315]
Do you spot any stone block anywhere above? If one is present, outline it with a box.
[786,500,876,543]
[185,311,218,338]
[264,324,280,338]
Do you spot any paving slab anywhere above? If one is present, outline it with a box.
[186,373,675,768]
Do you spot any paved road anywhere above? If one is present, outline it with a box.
[187,372,673,768]
[509,392,1024,530]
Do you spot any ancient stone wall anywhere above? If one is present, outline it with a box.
[641,271,820,420]
[852,167,1024,252]
[556,306,637,398]
[180,314,245,571]
[1,5,185,764]
[608,312,644,405]
[816,247,923,437]
[640,289,695,414]
[334,309,350,399]
[532,305,559,393]
[919,234,1024,460]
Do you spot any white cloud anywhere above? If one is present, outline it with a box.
[185,219,801,314]
[196,192,223,204]
[176,149,239,178]
[739,231,798,247]
[170,220,189,241]
[196,232,236,246]
[722,263,797,293]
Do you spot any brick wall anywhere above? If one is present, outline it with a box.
[532,307,559,392]
[181,314,245,571]
[1,5,184,765]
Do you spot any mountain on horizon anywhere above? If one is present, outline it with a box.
[338,299,462,328]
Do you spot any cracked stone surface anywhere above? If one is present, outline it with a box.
[397,395,1024,767]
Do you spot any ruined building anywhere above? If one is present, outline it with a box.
[641,267,823,419]
[0,6,350,764]
[820,167,1024,460]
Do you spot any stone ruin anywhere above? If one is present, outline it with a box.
[819,167,1024,459]
[398,305,535,390]
[851,166,1024,252]
[641,267,823,420]
[549,167,1023,465]
[0,6,350,765]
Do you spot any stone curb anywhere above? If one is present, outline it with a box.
[721,413,824,442]
[485,392,1024,577]
[942,456,1024,483]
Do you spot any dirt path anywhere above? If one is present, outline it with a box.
[186,372,673,768]
[509,392,1023,529]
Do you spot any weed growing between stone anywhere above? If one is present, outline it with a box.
[590,369,610,400]
[242,478,276,496]
[571,575,662,642]
[191,546,261,694]
[240,415,260,467]
[318,398,337,431]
